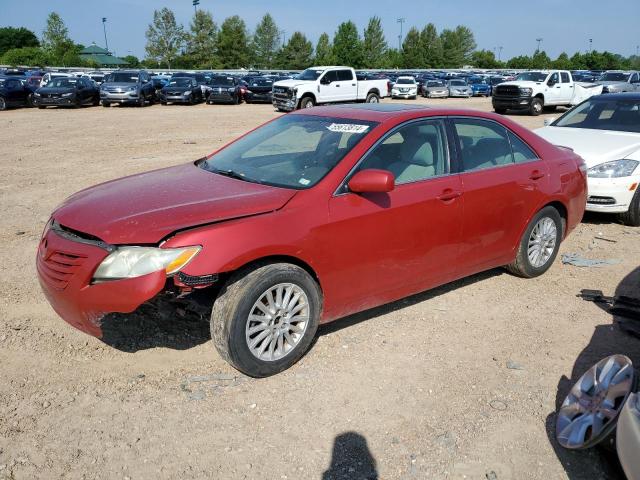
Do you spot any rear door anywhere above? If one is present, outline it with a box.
[336,69,357,101]
[451,117,549,275]
[559,72,573,103]
[323,119,463,313]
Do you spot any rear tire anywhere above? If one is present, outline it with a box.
[365,92,380,103]
[529,97,543,116]
[619,189,640,227]
[211,263,321,378]
[506,206,563,278]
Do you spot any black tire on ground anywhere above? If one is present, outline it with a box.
[38,106,46,109]
[138,95,145,107]
[529,97,543,116]
[0,96,6,111]
[73,97,82,108]
[102,101,110,107]
[161,101,167,105]
[27,93,34,107]
[211,263,321,378]
[619,188,640,227]
[299,96,315,109]
[92,96,100,106]
[494,107,507,114]
[233,95,239,105]
[506,206,563,278]
[276,108,287,112]
[365,92,380,103]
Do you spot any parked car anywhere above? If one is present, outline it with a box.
[207,76,242,104]
[536,92,640,225]
[0,75,34,110]
[100,70,155,107]
[597,71,640,93]
[245,77,274,103]
[84,72,105,85]
[272,66,388,111]
[171,72,211,99]
[37,104,586,377]
[391,76,418,99]
[150,75,170,94]
[422,80,449,98]
[468,77,492,97]
[492,70,602,116]
[158,77,203,105]
[33,77,100,108]
[447,79,473,98]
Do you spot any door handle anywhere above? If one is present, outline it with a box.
[437,189,462,202]
[336,84,341,88]
[352,83,356,86]
[530,170,545,180]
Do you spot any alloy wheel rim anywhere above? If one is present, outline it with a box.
[0,97,5,109]
[245,283,310,362]
[304,101,313,108]
[556,355,634,449]
[527,217,557,268]
[369,96,379,103]
[534,102,542,113]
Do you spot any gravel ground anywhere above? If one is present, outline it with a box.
[1,96,639,480]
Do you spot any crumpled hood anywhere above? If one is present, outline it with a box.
[273,79,313,89]
[535,127,640,167]
[53,163,296,244]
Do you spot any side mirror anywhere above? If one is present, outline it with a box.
[348,169,395,194]
[543,117,557,127]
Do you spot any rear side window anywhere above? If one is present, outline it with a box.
[453,119,513,171]
[337,70,353,81]
[561,72,570,83]
[508,132,538,163]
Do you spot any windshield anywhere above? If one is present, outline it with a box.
[553,98,640,133]
[516,72,548,82]
[211,76,234,86]
[298,68,324,81]
[106,72,138,83]
[449,80,466,86]
[251,78,273,87]
[396,78,415,84]
[48,78,78,88]
[599,72,630,82]
[200,115,378,189]
[427,81,444,87]
[167,78,192,87]
[468,78,486,84]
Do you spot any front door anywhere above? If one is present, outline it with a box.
[318,70,340,103]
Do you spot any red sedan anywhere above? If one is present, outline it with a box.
[37,104,587,377]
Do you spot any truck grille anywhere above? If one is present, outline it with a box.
[494,85,520,97]
[272,86,292,101]
[37,249,86,290]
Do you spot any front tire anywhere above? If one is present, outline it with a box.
[529,97,543,116]
[299,96,315,109]
[506,206,563,278]
[211,263,321,378]
[102,101,110,107]
[619,188,640,227]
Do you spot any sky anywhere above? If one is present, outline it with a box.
[1,0,638,61]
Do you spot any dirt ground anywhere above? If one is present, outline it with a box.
[1,96,639,480]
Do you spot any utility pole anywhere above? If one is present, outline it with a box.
[397,18,405,51]
[192,0,200,15]
[589,38,593,52]
[102,17,109,52]
[498,46,503,62]
[535,37,543,53]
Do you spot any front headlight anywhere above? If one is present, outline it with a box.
[93,246,201,281]
[184,90,192,96]
[520,87,533,96]
[62,92,74,97]
[128,85,137,92]
[227,87,235,92]
[34,92,41,97]
[588,160,639,178]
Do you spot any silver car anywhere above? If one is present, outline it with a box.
[447,79,473,98]
[100,70,155,107]
[597,71,640,94]
[422,80,449,98]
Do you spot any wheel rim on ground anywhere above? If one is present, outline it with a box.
[245,283,310,362]
[0,97,6,109]
[303,100,313,108]
[368,95,379,103]
[556,355,635,449]
[533,101,542,114]
[527,217,557,268]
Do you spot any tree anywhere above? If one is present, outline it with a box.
[362,16,387,68]
[252,14,279,69]
[217,16,251,68]
[470,49,501,69]
[440,25,476,67]
[531,50,551,68]
[275,31,313,69]
[0,27,39,57]
[123,54,140,67]
[381,48,403,68]
[506,55,532,69]
[42,12,74,63]
[1,47,50,66]
[420,23,443,68]
[186,10,219,69]
[551,52,571,70]
[333,21,363,68]
[402,27,423,68]
[315,33,335,65]
[145,8,185,69]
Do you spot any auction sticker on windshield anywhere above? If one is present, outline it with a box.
[326,123,370,134]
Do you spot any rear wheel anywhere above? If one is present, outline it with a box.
[529,97,543,116]
[211,263,321,377]
[619,188,640,227]
[506,206,562,278]
[365,92,380,103]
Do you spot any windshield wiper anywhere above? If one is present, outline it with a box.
[210,167,264,185]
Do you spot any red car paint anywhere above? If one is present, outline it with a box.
[37,105,587,337]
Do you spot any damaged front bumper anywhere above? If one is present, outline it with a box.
[36,225,166,337]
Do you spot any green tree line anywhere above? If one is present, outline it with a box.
[2,10,639,71]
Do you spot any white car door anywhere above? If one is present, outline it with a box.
[318,70,340,103]
[336,69,357,101]
[545,72,563,104]
[558,72,574,103]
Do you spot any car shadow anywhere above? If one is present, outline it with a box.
[322,431,378,480]
[546,266,640,479]
[318,268,503,337]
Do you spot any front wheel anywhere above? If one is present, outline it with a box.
[0,97,6,111]
[529,98,543,116]
[619,188,640,227]
[102,101,110,107]
[506,206,563,278]
[365,92,380,103]
[211,263,321,377]
[299,96,315,109]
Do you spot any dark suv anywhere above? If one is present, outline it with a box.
[0,76,34,110]
[100,70,155,107]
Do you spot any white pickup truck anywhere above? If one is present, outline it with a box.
[492,70,602,116]
[272,66,389,112]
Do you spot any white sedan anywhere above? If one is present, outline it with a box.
[536,92,640,226]
[391,76,418,99]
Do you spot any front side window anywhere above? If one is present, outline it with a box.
[200,115,378,189]
[353,120,448,185]
[454,118,513,171]
[549,73,559,84]
[322,70,339,83]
